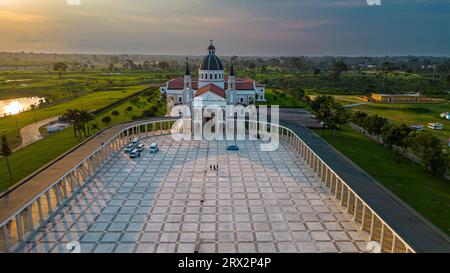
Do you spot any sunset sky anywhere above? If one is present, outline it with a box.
[0,0,449,56]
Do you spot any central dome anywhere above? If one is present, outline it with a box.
[199,40,224,71]
[199,54,224,71]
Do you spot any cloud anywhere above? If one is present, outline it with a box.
[0,9,47,23]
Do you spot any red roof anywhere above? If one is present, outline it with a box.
[195,84,225,98]
[165,77,262,91]
[167,78,198,89]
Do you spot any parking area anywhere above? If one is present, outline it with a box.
[19,135,369,253]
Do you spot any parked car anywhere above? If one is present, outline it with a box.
[131,138,140,145]
[428,123,444,130]
[136,143,145,152]
[129,148,141,159]
[410,125,424,131]
[227,145,239,151]
[124,143,136,153]
[149,143,159,153]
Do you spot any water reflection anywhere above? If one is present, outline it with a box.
[0,97,44,117]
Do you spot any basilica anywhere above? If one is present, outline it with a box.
[160,41,266,117]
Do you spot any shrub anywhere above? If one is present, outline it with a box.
[101,116,111,124]
[111,110,119,116]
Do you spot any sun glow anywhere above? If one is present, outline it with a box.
[4,101,23,115]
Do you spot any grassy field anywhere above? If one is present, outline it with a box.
[315,126,450,235]
[352,102,450,146]
[0,70,173,100]
[0,85,148,148]
[258,88,308,108]
[0,88,165,192]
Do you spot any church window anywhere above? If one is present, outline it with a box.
[210,73,213,79]
[215,74,217,80]
[178,97,182,103]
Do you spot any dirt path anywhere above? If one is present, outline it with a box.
[13,116,61,152]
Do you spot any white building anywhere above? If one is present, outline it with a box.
[160,41,266,117]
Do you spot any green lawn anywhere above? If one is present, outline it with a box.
[0,88,165,192]
[352,102,450,147]
[258,88,308,108]
[315,126,450,235]
[0,85,147,148]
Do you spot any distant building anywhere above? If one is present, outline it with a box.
[371,93,430,103]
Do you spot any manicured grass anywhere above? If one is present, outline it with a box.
[258,88,308,108]
[0,85,147,148]
[0,88,165,192]
[315,126,450,235]
[352,102,450,147]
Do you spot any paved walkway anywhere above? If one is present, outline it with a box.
[0,118,172,226]
[14,116,61,152]
[19,136,369,253]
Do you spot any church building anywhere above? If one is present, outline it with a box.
[160,41,266,117]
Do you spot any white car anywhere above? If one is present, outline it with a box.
[129,148,141,159]
[124,143,135,153]
[136,143,145,152]
[428,123,444,130]
[149,143,159,153]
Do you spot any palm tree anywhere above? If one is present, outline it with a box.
[64,109,81,138]
[79,110,94,136]
[1,135,13,185]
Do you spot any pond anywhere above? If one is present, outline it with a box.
[0,97,45,117]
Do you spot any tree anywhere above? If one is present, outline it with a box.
[63,109,81,138]
[381,124,412,151]
[349,111,368,126]
[1,135,13,184]
[79,110,94,136]
[332,61,348,81]
[102,116,112,125]
[111,110,120,116]
[53,62,68,78]
[363,115,388,135]
[311,95,346,135]
[409,132,448,176]
[313,68,321,76]
[157,61,169,70]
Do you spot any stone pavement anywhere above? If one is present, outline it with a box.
[19,136,369,253]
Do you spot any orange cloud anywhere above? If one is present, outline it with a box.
[0,9,47,23]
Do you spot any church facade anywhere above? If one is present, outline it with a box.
[160,41,266,117]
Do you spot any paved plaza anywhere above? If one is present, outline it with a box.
[19,136,369,253]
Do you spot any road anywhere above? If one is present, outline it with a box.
[341,102,368,109]
[13,116,61,152]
